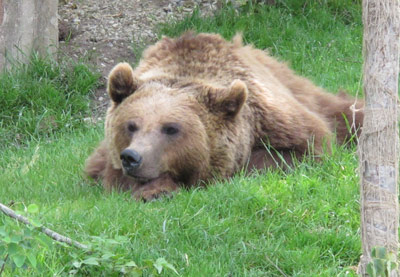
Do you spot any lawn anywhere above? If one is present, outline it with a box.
[1,1,363,276]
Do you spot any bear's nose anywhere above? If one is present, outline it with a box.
[120,149,142,170]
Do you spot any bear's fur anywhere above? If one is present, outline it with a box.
[85,32,364,201]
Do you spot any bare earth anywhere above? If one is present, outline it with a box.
[58,0,221,116]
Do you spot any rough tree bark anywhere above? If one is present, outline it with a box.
[359,0,400,275]
[0,0,58,70]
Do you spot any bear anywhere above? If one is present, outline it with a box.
[85,32,364,201]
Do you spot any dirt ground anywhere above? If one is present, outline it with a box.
[58,0,221,117]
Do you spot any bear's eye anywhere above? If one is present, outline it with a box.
[127,122,138,133]
[161,123,180,136]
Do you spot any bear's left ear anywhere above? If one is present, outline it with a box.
[107,62,141,105]
[205,80,248,118]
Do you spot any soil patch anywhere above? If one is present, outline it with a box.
[58,0,221,118]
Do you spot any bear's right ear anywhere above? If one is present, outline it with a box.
[107,62,141,104]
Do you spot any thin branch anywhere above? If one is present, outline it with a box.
[0,203,88,250]
[265,255,287,277]
[0,254,8,276]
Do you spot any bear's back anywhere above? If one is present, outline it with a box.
[133,32,252,88]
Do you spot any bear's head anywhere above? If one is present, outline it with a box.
[105,62,248,186]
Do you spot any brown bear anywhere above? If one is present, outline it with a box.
[85,32,363,201]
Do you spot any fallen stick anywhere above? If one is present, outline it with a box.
[0,202,88,250]
[0,254,8,276]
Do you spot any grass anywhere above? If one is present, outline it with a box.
[159,0,363,96]
[0,54,100,147]
[0,129,361,276]
[1,1,364,276]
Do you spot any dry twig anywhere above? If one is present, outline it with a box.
[0,254,8,276]
[265,255,287,277]
[0,202,88,250]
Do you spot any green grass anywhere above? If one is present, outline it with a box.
[0,128,360,276]
[159,0,363,96]
[1,1,364,276]
[0,54,100,147]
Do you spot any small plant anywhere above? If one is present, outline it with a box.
[0,203,53,275]
[0,203,179,276]
[68,235,179,276]
[366,247,398,277]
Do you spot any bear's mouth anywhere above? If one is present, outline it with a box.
[121,167,158,184]
[128,174,159,184]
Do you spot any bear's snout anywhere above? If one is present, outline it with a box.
[120,148,142,171]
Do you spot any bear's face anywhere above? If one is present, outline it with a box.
[109,83,210,185]
[106,63,248,186]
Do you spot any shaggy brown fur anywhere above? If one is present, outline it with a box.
[85,32,364,201]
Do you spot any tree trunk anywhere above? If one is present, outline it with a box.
[0,0,58,70]
[359,0,400,275]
